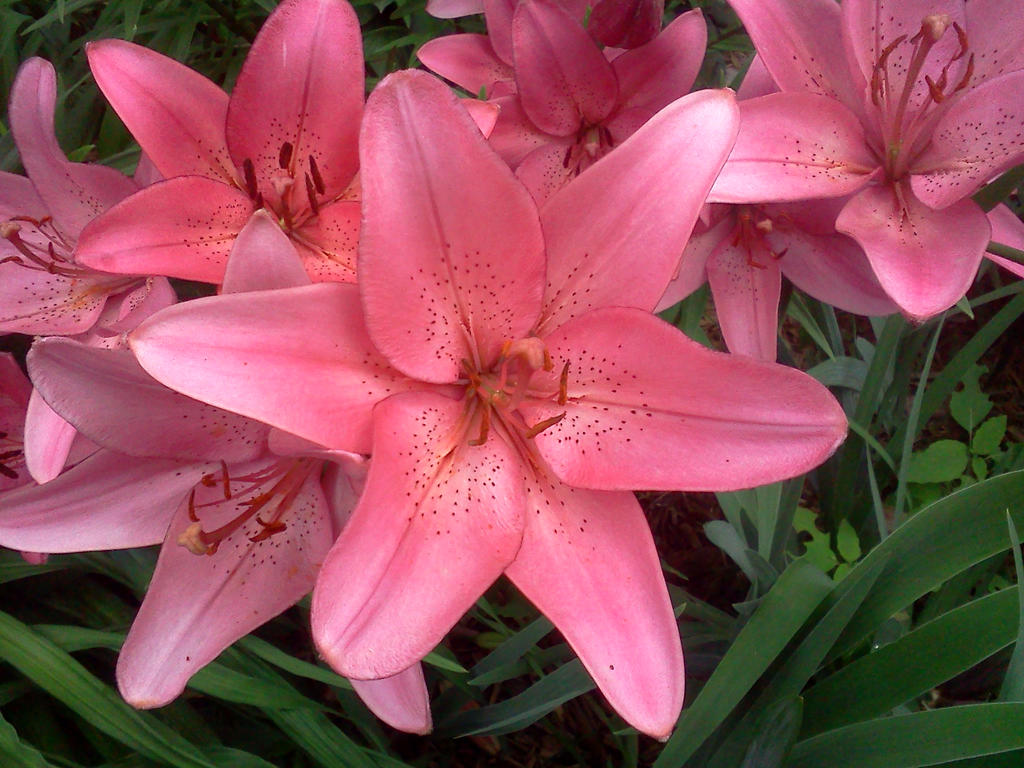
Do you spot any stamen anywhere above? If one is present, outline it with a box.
[952,53,974,92]
[220,460,231,500]
[279,142,294,170]
[562,144,573,169]
[525,412,566,439]
[0,448,21,480]
[187,489,200,521]
[305,173,321,215]
[469,404,491,446]
[243,158,260,201]
[557,362,569,406]
[250,516,287,542]
[308,155,326,195]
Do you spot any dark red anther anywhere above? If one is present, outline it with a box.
[0,464,18,480]
[220,460,232,500]
[558,362,569,406]
[562,144,573,169]
[308,155,326,195]
[187,488,199,522]
[279,142,294,170]
[525,412,565,439]
[250,515,287,542]
[305,173,321,215]
[243,158,260,201]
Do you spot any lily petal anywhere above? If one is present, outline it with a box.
[226,0,363,202]
[964,0,1024,85]
[75,176,254,284]
[86,40,234,181]
[9,59,137,236]
[910,70,1024,210]
[351,667,432,735]
[358,70,545,382]
[117,458,331,708]
[588,0,663,49]
[22,388,77,483]
[512,0,618,136]
[710,92,877,204]
[290,199,360,283]
[312,391,526,678]
[706,240,782,361]
[417,34,514,96]
[655,213,733,313]
[986,204,1024,279]
[525,307,848,491]
[130,284,409,454]
[222,210,310,293]
[0,450,204,552]
[836,184,990,320]
[505,474,682,740]
[539,89,739,332]
[28,339,269,463]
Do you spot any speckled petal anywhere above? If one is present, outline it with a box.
[290,200,360,283]
[710,92,877,204]
[706,240,782,361]
[131,284,410,454]
[28,339,269,462]
[117,458,331,708]
[512,0,618,136]
[964,0,1024,85]
[910,71,1024,210]
[86,40,234,181]
[312,390,526,679]
[505,474,682,740]
[0,450,205,553]
[358,71,544,382]
[0,261,110,336]
[836,184,989,320]
[226,0,363,202]
[524,307,848,491]
[539,90,738,332]
[75,176,254,284]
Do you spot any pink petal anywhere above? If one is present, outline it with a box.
[75,176,254,284]
[842,0,966,113]
[426,0,484,18]
[358,70,545,382]
[226,0,363,202]
[737,55,778,100]
[964,0,1024,85]
[0,262,111,336]
[483,0,516,65]
[130,284,409,454]
[290,199,360,283]
[524,307,847,491]
[588,0,663,49]
[9,59,137,237]
[486,95,552,168]
[0,450,204,552]
[417,34,513,96]
[27,339,269,463]
[117,457,331,708]
[836,184,990,320]
[986,204,1024,279]
[706,240,782,360]
[133,152,162,188]
[655,210,732,312]
[513,139,576,206]
[505,473,682,739]
[104,276,178,334]
[728,0,863,104]
[0,353,31,491]
[222,210,310,293]
[612,10,707,114]
[86,40,234,181]
[351,666,432,734]
[0,353,31,405]
[511,0,618,136]
[22,388,77,483]
[710,92,877,204]
[910,71,1024,209]
[0,170,47,219]
[312,391,526,679]
[538,89,739,332]
[462,99,502,138]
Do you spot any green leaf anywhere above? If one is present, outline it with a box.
[787,703,1024,768]
[438,660,595,737]
[973,415,1007,456]
[999,513,1024,702]
[793,508,838,575]
[654,559,833,767]
[0,710,55,768]
[973,456,990,480]
[836,519,861,563]
[804,588,1018,735]
[906,440,969,484]
[740,698,802,768]
[950,364,993,433]
[831,471,1024,661]
[469,617,553,686]
[0,611,216,768]
[236,636,351,689]
[189,663,324,710]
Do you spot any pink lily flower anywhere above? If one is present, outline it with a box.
[421,0,706,205]
[74,0,364,285]
[712,0,1024,319]
[127,71,847,738]
[1,213,430,733]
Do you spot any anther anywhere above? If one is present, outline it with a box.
[305,173,321,215]
[250,516,287,542]
[952,53,974,92]
[220,460,231,500]
[469,405,491,446]
[308,155,326,195]
[279,142,294,170]
[243,158,260,201]
[558,362,569,406]
[187,488,200,522]
[562,144,573,169]
[525,412,565,439]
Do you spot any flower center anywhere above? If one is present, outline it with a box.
[1,216,93,278]
[177,457,319,556]
[0,429,24,482]
[869,14,974,180]
[241,142,329,235]
[460,337,569,448]
[562,122,616,177]
[730,206,790,268]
